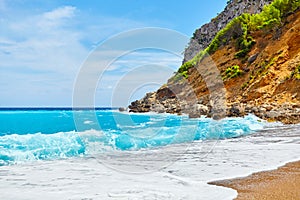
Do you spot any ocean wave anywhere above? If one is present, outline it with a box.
[0,131,85,166]
[0,113,266,166]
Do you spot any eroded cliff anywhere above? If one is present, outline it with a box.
[129,0,300,124]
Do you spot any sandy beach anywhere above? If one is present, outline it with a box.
[210,161,300,199]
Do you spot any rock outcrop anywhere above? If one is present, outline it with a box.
[129,1,300,124]
[183,0,272,63]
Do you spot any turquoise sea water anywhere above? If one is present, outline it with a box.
[0,108,264,166]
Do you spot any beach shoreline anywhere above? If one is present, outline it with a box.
[209,160,300,200]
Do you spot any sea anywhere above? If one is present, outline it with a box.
[0,108,299,199]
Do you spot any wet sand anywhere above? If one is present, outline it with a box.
[209,161,300,199]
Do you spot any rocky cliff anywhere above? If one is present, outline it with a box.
[129,0,300,124]
[183,0,272,63]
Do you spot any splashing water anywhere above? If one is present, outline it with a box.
[0,109,265,165]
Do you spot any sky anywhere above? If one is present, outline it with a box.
[0,0,228,107]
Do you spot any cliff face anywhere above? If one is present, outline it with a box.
[183,0,272,63]
[129,1,300,124]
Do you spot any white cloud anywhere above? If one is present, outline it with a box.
[0,3,181,107]
[38,6,76,30]
[43,6,76,20]
[0,5,87,106]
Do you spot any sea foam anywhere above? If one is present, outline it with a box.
[0,109,265,165]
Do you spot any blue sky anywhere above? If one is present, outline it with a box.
[0,0,227,107]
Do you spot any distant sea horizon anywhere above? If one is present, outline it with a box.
[0,107,119,111]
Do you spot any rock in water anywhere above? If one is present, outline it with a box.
[118,107,126,112]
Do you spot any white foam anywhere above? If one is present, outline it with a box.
[83,120,93,124]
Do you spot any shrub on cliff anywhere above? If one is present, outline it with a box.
[177,0,300,78]
[224,65,243,79]
[291,65,300,80]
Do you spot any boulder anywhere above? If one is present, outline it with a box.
[118,107,126,112]
[156,86,176,100]
[186,104,209,118]
[248,53,259,63]
[265,110,280,119]
[196,104,209,115]
[152,104,165,113]
[188,112,201,118]
[228,104,245,117]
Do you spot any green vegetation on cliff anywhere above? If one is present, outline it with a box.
[177,0,300,78]
[291,65,300,80]
[224,65,243,79]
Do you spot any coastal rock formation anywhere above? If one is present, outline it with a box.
[183,0,272,63]
[129,1,300,124]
